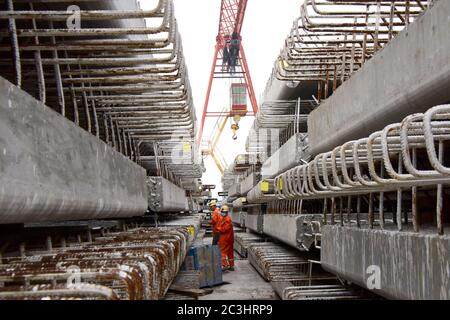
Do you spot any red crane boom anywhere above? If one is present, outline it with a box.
[197,0,258,146]
[219,0,248,39]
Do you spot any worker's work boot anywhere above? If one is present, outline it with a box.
[222,266,230,272]
[228,267,235,271]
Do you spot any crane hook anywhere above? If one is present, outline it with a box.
[231,123,239,140]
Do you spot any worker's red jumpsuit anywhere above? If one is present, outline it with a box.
[217,215,235,268]
[209,208,221,245]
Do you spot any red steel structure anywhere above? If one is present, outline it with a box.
[197,0,258,145]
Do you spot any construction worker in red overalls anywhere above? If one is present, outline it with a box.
[208,200,221,245]
[217,205,235,271]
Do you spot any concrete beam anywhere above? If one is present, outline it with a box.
[230,209,243,227]
[261,133,308,179]
[262,214,321,250]
[228,183,241,198]
[240,173,258,195]
[263,67,318,101]
[308,0,450,155]
[321,226,450,300]
[157,215,202,238]
[0,76,147,224]
[147,176,188,213]
[245,214,264,234]
[263,214,301,250]
[239,212,247,228]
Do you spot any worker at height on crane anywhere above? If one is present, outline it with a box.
[222,39,232,72]
[229,32,240,73]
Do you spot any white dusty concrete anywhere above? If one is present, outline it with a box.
[308,0,450,156]
[322,225,450,300]
[200,259,279,300]
[0,76,147,224]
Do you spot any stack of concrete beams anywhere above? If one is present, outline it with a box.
[247,243,309,282]
[308,0,450,156]
[234,232,270,258]
[281,285,370,301]
[0,227,191,300]
[233,0,450,300]
[0,0,204,223]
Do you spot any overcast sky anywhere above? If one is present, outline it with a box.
[140,0,303,193]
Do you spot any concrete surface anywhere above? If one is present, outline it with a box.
[199,260,278,300]
[244,213,322,250]
[147,176,189,213]
[261,133,308,179]
[263,214,301,250]
[245,214,264,234]
[240,173,258,195]
[157,215,202,235]
[321,225,450,300]
[240,212,247,228]
[228,183,241,198]
[263,68,318,101]
[0,76,148,224]
[230,210,242,226]
[308,0,450,156]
